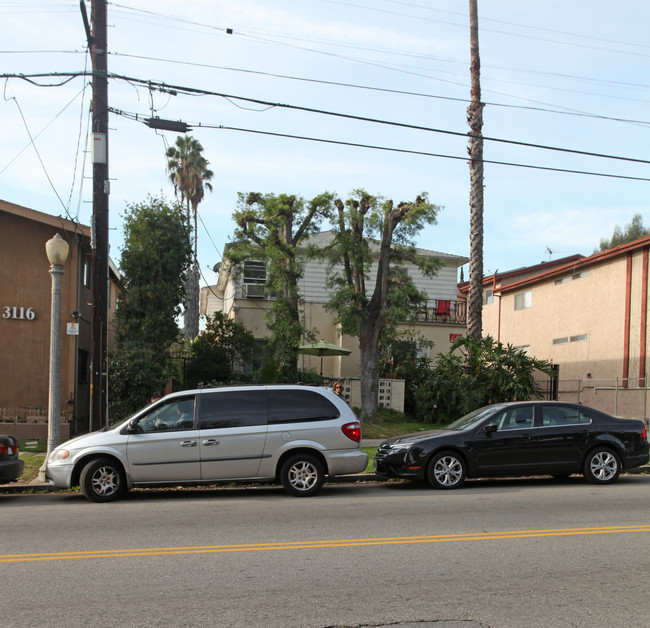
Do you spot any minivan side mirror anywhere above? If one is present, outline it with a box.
[126,418,140,433]
[483,423,497,435]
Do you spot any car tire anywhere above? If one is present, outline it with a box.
[79,457,127,503]
[427,450,466,489]
[280,453,325,497]
[583,447,621,485]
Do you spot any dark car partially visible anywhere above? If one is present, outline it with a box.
[374,401,649,489]
[0,435,24,483]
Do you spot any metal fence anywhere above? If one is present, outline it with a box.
[536,376,650,421]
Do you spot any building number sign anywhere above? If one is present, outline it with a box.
[3,306,36,320]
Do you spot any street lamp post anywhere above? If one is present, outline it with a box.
[38,233,70,482]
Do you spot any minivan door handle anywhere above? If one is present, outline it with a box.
[202,439,220,446]
[180,440,198,447]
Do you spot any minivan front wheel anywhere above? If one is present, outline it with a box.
[79,457,126,502]
[280,454,325,497]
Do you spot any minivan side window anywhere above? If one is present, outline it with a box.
[267,389,340,424]
[138,397,195,432]
[199,390,267,429]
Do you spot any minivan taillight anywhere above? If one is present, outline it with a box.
[342,421,361,443]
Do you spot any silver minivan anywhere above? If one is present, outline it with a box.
[46,385,368,502]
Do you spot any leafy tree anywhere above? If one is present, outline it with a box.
[597,214,650,252]
[166,135,214,340]
[322,189,442,419]
[229,191,333,381]
[185,312,256,388]
[415,335,553,423]
[109,195,191,418]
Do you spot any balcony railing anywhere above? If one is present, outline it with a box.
[409,299,466,325]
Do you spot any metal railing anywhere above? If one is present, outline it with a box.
[409,299,466,325]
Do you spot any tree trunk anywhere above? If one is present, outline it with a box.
[183,262,200,340]
[467,0,484,338]
[359,318,381,420]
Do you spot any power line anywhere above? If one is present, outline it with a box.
[106,52,650,126]
[107,72,650,166]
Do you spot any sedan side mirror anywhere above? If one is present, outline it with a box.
[483,423,497,435]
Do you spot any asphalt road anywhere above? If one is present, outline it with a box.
[2,475,649,628]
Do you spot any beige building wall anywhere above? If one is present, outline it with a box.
[482,242,650,418]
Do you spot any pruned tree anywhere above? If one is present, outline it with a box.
[166,135,214,340]
[229,192,333,381]
[322,189,442,420]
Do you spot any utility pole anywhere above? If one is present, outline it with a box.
[467,0,484,338]
[86,0,109,430]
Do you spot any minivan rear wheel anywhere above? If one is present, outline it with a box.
[280,454,325,497]
[79,457,126,502]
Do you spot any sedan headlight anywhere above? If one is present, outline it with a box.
[49,448,71,463]
[388,442,413,451]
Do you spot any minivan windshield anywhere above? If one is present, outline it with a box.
[444,405,503,431]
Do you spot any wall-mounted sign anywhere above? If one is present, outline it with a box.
[67,323,79,335]
[2,306,36,320]
[449,333,463,342]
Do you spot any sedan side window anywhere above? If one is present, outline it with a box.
[491,407,534,431]
[541,406,591,426]
[138,398,195,432]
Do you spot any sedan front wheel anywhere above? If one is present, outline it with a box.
[427,451,467,489]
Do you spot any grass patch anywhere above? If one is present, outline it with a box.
[361,446,377,473]
[18,455,45,483]
[360,408,436,440]
[18,439,47,453]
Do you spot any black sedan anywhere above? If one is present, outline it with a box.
[374,401,649,489]
[0,435,24,484]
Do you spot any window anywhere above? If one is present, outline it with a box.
[553,337,568,345]
[82,255,91,288]
[242,261,266,298]
[77,349,89,384]
[570,334,588,343]
[490,406,534,430]
[554,276,569,285]
[514,290,531,310]
[138,397,196,432]
[572,270,588,280]
[540,405,591,427]
[267,390,340,424]
[199,391,267,429]
[484,288,494,305]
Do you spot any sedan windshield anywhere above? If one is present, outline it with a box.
[444,405,503,431]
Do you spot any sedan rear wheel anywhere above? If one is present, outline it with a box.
[583,447,621,485]
[427,451,466,489]
[79,457,126,502]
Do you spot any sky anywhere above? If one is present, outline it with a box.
[1,0,649,288]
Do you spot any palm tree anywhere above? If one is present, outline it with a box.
[467,0,484,338]
[166,135,214,340]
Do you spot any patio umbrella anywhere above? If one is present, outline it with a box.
[298,340,352,376]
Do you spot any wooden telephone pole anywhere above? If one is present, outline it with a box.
[82,0,109,430]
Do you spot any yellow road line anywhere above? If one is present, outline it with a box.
[3,525,649,563]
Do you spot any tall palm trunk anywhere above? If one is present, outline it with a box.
[467,0,484,338]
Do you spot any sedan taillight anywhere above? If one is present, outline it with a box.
[641,424,647,440]
[341,421,361,443]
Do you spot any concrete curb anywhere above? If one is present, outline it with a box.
[2,467,649,494]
